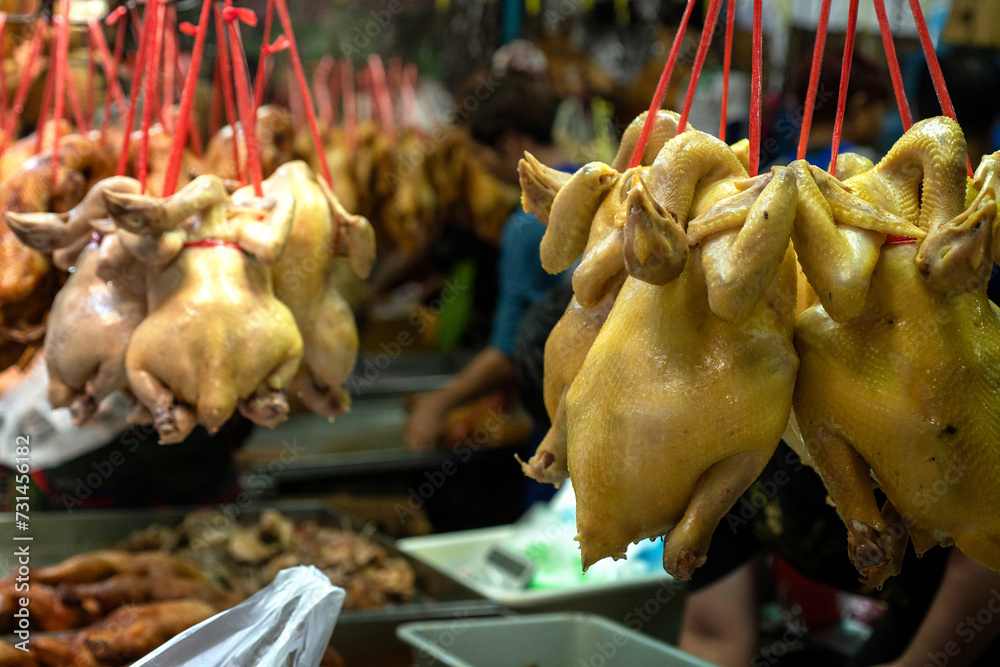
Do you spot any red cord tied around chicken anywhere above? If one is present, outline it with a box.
[99,174,304,444]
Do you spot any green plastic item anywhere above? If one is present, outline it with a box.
[435,260,476,353]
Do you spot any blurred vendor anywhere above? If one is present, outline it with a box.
[404,45,576,450]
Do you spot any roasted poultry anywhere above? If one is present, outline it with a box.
[562,129,801,579]
[790,116,1000,586]
[102,175,303,443]
[5,177,147,423]
[516,110,689,485]
[0,131,116,372]
[244,160,375,419]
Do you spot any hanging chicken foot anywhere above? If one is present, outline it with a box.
[664,448,775,580]
[797,422,906,588]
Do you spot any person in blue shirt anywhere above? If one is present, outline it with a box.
[404,68,575,450]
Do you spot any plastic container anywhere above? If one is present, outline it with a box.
[396,612,718,666]
[397,525,685,642]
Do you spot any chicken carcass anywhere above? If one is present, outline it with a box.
[103,175,303,443]
[5,176,146,423]
[565,129,801,578]
[790,116,1000,586]
[516,110,688,485]
[244,160,375,419]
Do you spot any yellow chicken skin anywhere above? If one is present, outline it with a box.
[791,116,1000,588]
[103,175,303,444]
[567,130,799,579]
[516,111,687,485]
[245,161,375,420]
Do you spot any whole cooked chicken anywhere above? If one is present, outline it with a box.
[791,116,1000,586]
[243,160,375,419]
[565,129,801,579]
[102,175,303,443]
[516,110,688,485]
[5,176,146,423]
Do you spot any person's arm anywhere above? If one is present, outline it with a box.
[679,557,760,667]
[874,549,1000,667]
[404,346,515,450]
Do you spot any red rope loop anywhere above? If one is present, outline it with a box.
[796,0,831,161]
[874,0,912,130]
[222,6,257,26]
[627,0,696,169]
[676,0,725,135]
[748,0,763,177]
[719,0,735,140]
[828,0,859,176]
[105,6,127,25]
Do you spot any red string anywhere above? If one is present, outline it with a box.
[677,0,724,135]
[0,16,7,125]
[63,57,89,132]
[873,0,912,130]
[908,0,973,177]
[138,0,166,194]
[315,56,335,125]
[253,0,276,112]
[224,0,264,197]
[162,6,177,134]
[183,238,243,251]
[273,0,333,188]
[627,0,696,169]
[213,3,243,183]
[163,0,212,197]
[829,0,859,176]
[718,0,735,140]
[368,54,395,138]
[748,0,763,177]
[0,27,44,159]
[51,6,70,188]
[92,17,128,144]
[85,27,96,125]
[209,59,222,139]
[796,0,831,160]
[342,59,357,152]
[35,38,55,155]
[115,3,157,177]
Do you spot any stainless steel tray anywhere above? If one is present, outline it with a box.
[0,500,507,660]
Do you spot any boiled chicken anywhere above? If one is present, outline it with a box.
[103,175,303,443]
[566,129,801,579]
[791,116,1000,587]
[203,105,296,182]
[5,176,146,423]
[242,160,375,419]
[516,110,688,485]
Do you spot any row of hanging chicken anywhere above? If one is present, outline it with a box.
[0,106,516,444]
[518,110,1000,588]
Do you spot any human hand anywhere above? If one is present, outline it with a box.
[404,392,449,451]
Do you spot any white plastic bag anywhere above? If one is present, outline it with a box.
[132,566,346,667]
